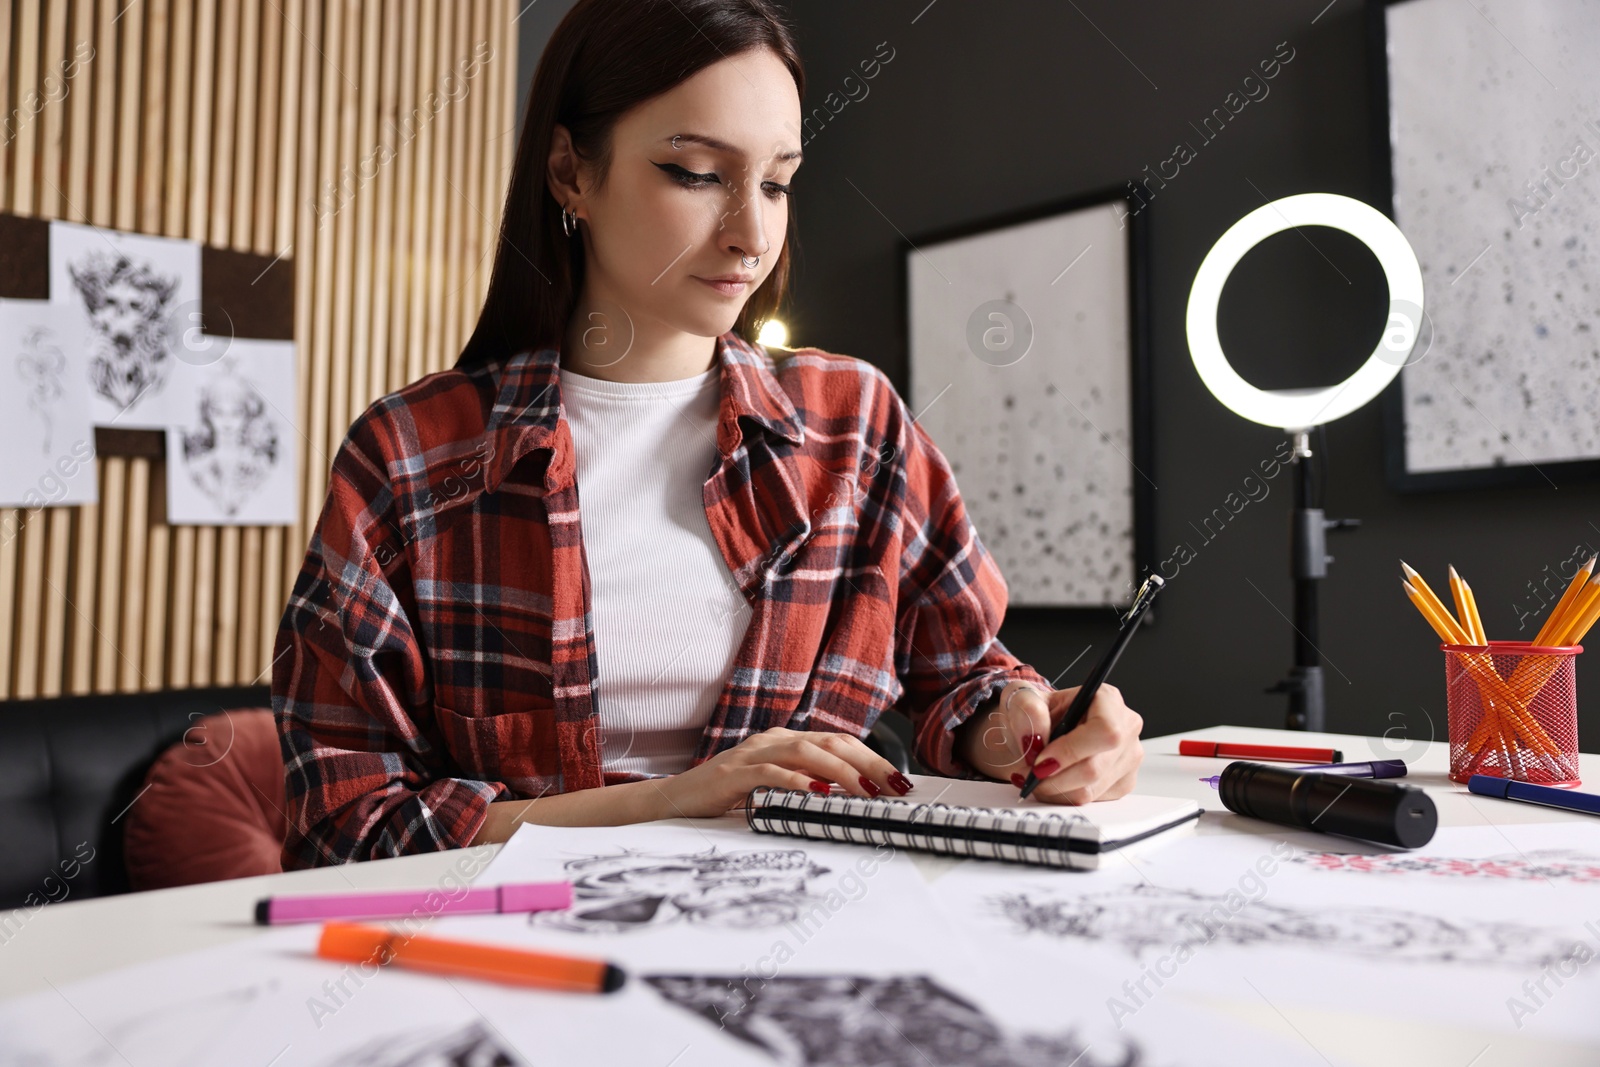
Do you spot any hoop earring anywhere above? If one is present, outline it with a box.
[561,207,577,237]
[740,253,760,269]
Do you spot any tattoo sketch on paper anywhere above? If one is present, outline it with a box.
[645,974,1141,1067]
[65,250,181,412]
[315,1019,521,1067]
[177,364,281,518]
[15,326,67,456]
[986,882,1588,969]
[529,847,834,934]
[1290,848,1600,883]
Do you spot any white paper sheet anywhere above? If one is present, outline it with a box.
[0,299,97,507]
[0,923,682,1067]
[452,821,958,975]
[0,902,1339,1067]
[163,338,298,525]
[48,220,201,430]
[929,824,1600,1046]
[2,816,1484,1067]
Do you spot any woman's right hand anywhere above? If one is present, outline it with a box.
[647,727,914,819]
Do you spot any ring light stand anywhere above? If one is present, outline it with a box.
[1185,193,1425,731]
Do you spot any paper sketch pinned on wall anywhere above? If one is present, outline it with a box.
[163,338,298,526]
[0,299,97,507]
[48,220,201,429]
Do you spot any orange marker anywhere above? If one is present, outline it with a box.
[316,921,627,993]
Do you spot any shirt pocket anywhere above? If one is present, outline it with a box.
[433,698,561,787]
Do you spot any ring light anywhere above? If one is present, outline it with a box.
[1182,191,1427,736]
[1185,192,1425,431]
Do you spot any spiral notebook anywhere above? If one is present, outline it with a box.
[745,773,1203,870]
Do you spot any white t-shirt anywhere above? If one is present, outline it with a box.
[559,361,754,777]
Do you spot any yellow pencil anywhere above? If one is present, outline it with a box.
[1555,576,1600,646]
[1401,562,1470,643]
[1533,555,1596,647]
[1448,566,1475,642]
[1462,579,1486,646]
[1404,580,1465,644]
[1403,573,1564,768]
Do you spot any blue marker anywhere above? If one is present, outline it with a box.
[1467,774,1600,817]
[1200,758,1409,790]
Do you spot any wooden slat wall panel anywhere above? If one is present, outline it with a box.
[0,0,16,699]
[0,0,516,699]
[127,0,170,694]
[35,0,73,698]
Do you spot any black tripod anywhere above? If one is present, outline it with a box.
[1267,429,1360,731]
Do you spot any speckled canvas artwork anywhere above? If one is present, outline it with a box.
[1388,0,1600,474]
[907,200,1134,608]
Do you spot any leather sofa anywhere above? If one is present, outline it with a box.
[0,685,271,912]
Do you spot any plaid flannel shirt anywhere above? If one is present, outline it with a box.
[272,330,1051,868]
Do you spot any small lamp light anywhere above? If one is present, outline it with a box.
[757,319,790,348]
[1184,193,1425,730]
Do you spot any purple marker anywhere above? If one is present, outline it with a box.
[1200,759,1408,790]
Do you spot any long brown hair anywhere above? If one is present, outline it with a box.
[455,0,805,371]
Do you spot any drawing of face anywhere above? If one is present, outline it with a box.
[93,277,167,353]
[204,383,257,443]
[67,250,180,410]
[178,372,279,517]
[536,847,831,933]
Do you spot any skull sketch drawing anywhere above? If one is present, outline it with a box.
[67,250,180,411]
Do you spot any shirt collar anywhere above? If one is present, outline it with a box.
[481,330,805,495]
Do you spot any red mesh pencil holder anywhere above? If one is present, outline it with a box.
[1443,640,1582,786]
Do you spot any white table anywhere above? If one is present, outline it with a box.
[3,725,1597,1065]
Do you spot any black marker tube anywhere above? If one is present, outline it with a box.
[1218,761,1438,848]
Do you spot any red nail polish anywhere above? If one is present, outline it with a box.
[808,780,831,794]
[888,771,913,795]
[1023,734,1045,762]
[859,775,882,797]
[1033,758,1061,779]
[1010,772,1026,788]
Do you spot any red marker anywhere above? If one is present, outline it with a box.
[1179,740,1343,764]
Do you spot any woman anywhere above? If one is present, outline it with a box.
[272,0,1143,868]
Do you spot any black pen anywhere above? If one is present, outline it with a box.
[1018,573,1166,799]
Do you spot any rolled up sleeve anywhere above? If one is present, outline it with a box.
[889,405,1052,777]
[272,417,505,869]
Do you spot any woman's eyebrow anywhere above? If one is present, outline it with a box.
[664,132,802,163]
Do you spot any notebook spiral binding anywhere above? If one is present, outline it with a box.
[744,786,1093,869]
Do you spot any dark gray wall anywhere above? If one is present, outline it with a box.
[517,2,1600,749]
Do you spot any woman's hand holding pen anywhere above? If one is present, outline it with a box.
[648,728,914,820]
[958,680,1144,805]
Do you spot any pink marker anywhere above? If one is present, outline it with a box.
[254,881,574,925]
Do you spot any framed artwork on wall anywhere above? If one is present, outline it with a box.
[1372,0,1600,490]
[901,185,1153,611]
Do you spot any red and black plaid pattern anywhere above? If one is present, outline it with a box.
[272,331,1050,868]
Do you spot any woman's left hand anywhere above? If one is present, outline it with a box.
[960,680,1144,804]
